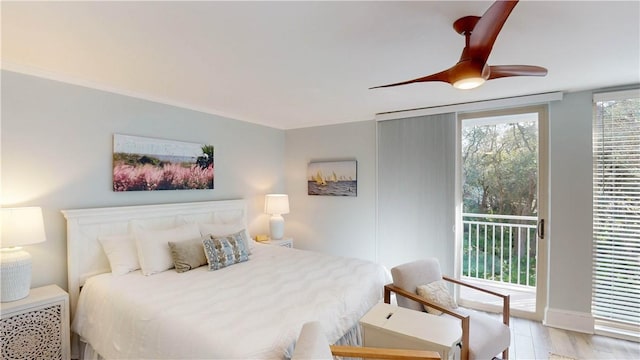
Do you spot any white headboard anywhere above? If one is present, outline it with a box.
[62,199,247,314]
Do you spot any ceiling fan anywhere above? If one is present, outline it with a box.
[370,0,547,90]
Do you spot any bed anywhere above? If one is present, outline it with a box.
[62,200,389,359]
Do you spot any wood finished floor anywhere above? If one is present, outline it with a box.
[507,317,640,359]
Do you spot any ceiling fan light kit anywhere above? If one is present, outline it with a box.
[453,77,485,90]
[371,0,547,91]
[450,60,490,90]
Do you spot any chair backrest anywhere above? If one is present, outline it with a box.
[391,258,443,312]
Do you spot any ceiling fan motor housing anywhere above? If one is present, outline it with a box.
[451,60,489,89]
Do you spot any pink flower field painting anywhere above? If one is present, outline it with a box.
[113,134,214,191]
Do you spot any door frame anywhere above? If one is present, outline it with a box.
[454,104,549,321]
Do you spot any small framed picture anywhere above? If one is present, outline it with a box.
[307,160,357,196]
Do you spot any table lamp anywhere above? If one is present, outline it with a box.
[1,207,47,302]
[264,194,289,240]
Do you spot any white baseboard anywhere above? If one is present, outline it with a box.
[544,307,595,334]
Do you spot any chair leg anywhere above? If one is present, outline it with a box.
[503,348,509,359]
[460,317,470,360]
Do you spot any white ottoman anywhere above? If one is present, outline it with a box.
[360,302,462,360]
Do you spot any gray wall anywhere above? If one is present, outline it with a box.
[1,70,285,291]
[546,86,637,324]
[284,121,377,262]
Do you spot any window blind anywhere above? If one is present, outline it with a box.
[376,113,456,273]
[592,89,640,339]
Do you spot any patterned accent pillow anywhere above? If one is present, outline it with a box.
[198,223,254,255]
[416,279,458,315]
[202,230,249,270]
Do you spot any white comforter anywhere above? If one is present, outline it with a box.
[72,243,389,359]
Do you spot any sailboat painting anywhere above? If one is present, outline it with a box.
[307,161,357,196]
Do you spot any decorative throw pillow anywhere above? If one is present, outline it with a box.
[202,230,249,271]
[98,234,140,275]
[198,223,254,254]
[416,279,458,315]
[168,237,208,273]
[134,223,201,276]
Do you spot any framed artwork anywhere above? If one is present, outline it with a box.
[113,134,214,191]
[307,160,357,196]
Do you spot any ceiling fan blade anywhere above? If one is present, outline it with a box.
[369,69,452,89]
[488,65,548,79]
[468,0,519,63]
[370,0,546,90]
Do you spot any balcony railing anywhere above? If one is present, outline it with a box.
[462,213,538,288]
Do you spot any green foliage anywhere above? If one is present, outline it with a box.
[462,248,501,279]
[501,254,537,286]
[195,145,215,170]
[462,223,537,286]
[462,121,538,216]
[201,145,214,160]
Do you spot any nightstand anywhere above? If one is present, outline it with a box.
[264,237,294,248]
[0,284,70,360]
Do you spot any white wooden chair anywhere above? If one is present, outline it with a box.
[385,258,511,360]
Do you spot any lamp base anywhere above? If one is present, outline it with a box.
[269,215,285,240]
[1,248,32,302]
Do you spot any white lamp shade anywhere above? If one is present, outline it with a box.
[264,194,290,215]
[1,207,47,248]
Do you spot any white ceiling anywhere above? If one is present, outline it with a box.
[2,1,639,130]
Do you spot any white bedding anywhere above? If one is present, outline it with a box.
[72,242,389,359]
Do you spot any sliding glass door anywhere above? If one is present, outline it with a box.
[457,105,549,320]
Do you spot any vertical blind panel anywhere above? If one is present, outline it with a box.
[377,113,456,274]
[592,92,640,334]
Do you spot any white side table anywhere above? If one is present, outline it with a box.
[264,237,294,248]
[0,284,70,360]
[360,302,462,360]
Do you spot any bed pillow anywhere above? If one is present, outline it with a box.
[168,237,208,273]
[98,234,140,275]
[135,223,201,276]
[416,279,458,315]
[199,223,253,254]
[202,230,249,271]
